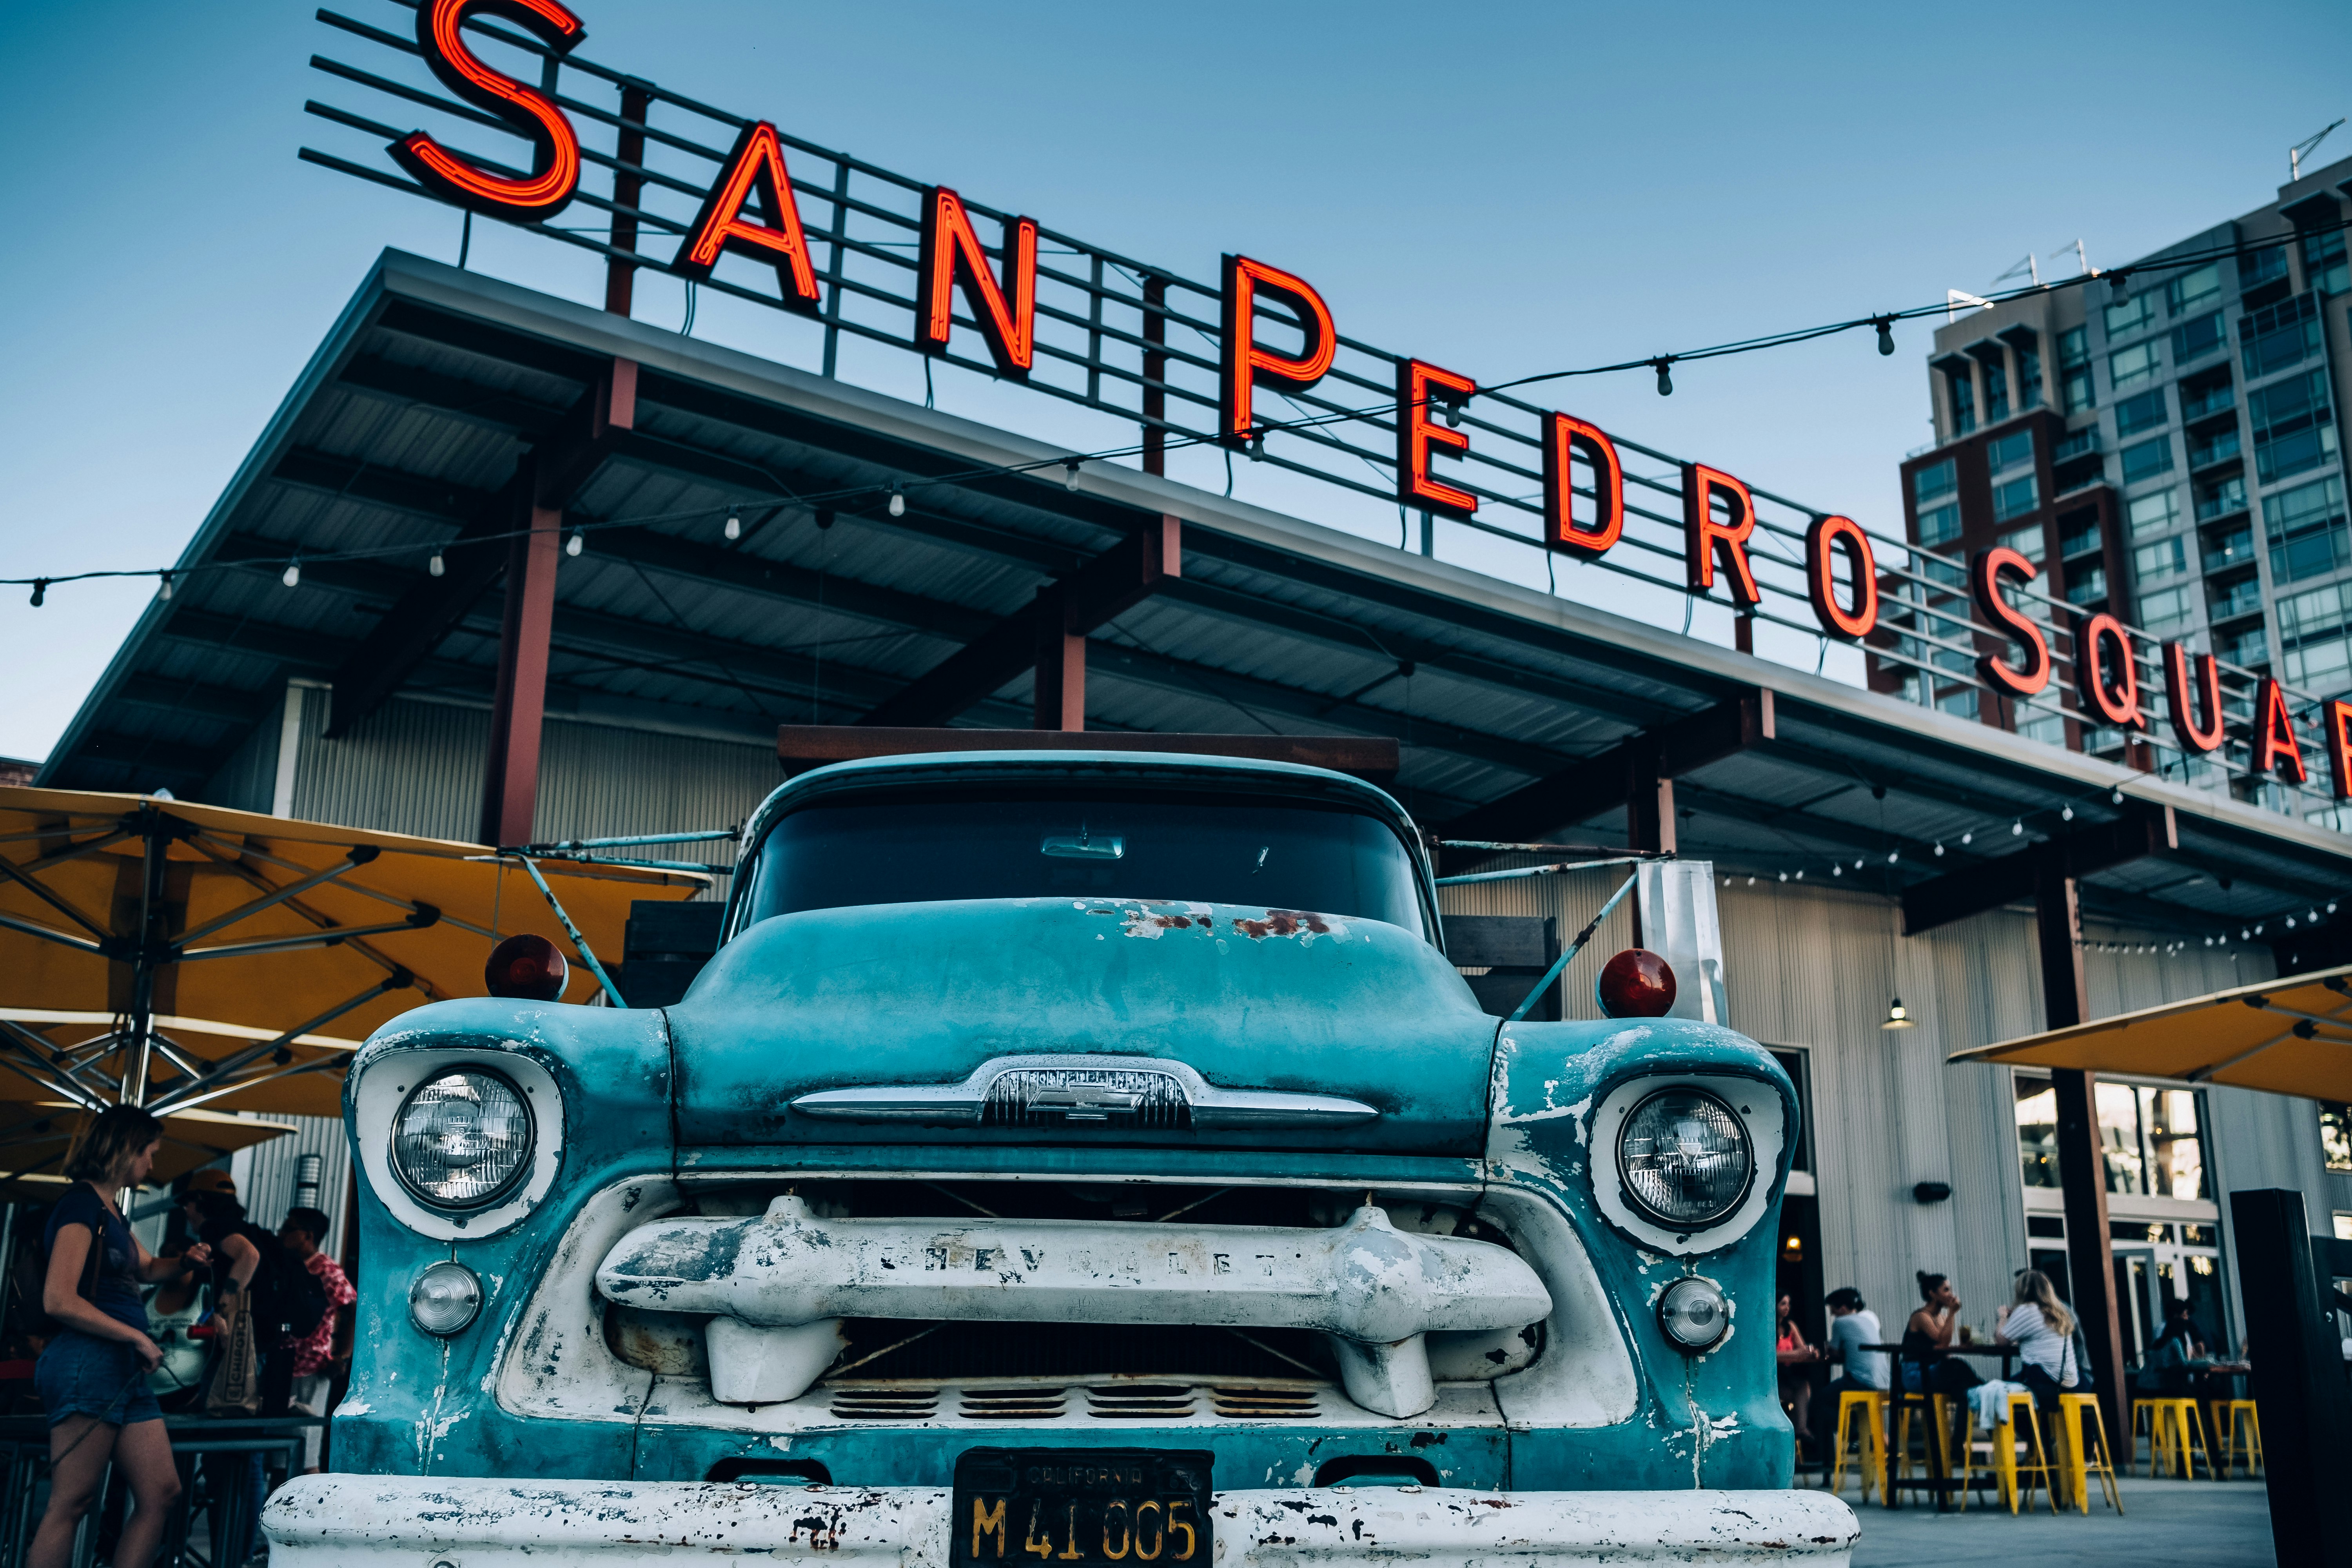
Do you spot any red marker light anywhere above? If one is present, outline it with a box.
[1597,949,1676,1018]
[485,933,568,1000]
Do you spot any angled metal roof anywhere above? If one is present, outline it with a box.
[43,250,2352,939]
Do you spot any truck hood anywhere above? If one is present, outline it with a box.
[667,896,1498,1156]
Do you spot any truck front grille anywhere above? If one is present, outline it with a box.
[816,1379,1326,1423]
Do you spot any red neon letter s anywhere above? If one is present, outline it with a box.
[1543,414,1622,559]
[2254,677,2308,783]
[915,187,1037,379]
[1969,546,2051,697]
[2326,699,2352,800]
[1804,515,1878,640]
[2163,642,2225,753]
[673,122,821,310]
[1681,465,1762,607]
[2071,613,2144,729]
[390,0,584,219]
[1219,256,1336,445]
[1396,361,1478,517]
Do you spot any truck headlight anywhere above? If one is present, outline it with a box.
[1615,1087,1751,1228]
[392,1067,534,1209]
[1657,1276,1730,1351]
[409,1260,482,1335]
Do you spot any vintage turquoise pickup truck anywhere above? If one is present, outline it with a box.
[265,749,1856,1564]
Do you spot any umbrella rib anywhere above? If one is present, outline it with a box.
[146,978,399,1113]
[0,908,106,956]
[2192,993,2352,1082]
[0,1044,108,1112]
[0,853,115,940]
[178,918,438,961]
[150,1049,352,1117]
[173,850,374,946]
[184,837,453,1001]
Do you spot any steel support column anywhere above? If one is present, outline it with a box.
[1031,585,1085,731]
[1142,276,1167,477]
[479,480,562,846]
[2231,1188,2352,1568]
[604,85,652,317]
[2034,856,2129,1441]
[1625,740,1674,857]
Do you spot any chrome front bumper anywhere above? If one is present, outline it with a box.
[263,1476,1858,1566]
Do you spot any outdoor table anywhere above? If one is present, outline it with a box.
[1865,1342,2020,1512]
[0,1411,322,1568]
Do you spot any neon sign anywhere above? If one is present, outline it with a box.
[337,0,2345,799]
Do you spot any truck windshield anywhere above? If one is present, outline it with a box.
[740,791,1427,939]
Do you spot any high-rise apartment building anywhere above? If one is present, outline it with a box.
[1889,154,2352,824]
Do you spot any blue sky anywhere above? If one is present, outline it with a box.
[3,0,2347,762]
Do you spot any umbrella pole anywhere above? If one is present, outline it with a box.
[122,806,174,1106]
[510,854,628,1008]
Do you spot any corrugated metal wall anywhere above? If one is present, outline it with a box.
[229,1112,354,1261]
[1438,865,2299,1342]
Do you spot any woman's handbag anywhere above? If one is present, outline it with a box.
[205,1291,262,1416]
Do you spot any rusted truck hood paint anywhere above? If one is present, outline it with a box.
[668,896,1498,1155]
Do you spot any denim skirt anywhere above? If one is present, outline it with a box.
[36,1330,164,1428]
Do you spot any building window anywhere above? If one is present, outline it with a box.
[2098,1082,2207,1199]
[2323,1102,2352,1172]
[1989,430,2035,472]
[2128,490,2180,539]
[2171,311,2225,365]
[2241,292,2322,379]
[1937,687,1979,719]
[2241,244,2289,290]
[1914,459,1957,502]
[2060,326,2094,412]
[2115,387,2169,438]
[1998,522,2045,560]
[2302,227,2349,296]
[1917,503,1962,548]
[2018,707,2066,746]
[2104,291,2158,339]
[2017,342,2043,409]
[2180,367,2235,422]
[2249,368,2337,483]
[2167,264,2222,317]
[2059,508,2103,557]
[2138,583,2194,634]
[2121,435,2175,485]
[2134,537,2188,581]
[2017,1077,2061,1189]
[2109,341,2161,391]
[2265,475,2349,585]
[2197,474,2248,523]
[1993,473,2041,521]
[2222,624,2269,666]
[2280,579,2352,691]
[2066,564,2109,604]
[1985,359,2011,424]
[1948,367,1978,435]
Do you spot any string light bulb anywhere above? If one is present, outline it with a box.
[1443,397,1464,428]
[1875,318,1896,356]
[1248,430,1265,460]
[281,562,301,588]
[156,572,172,602]
[2061,804,2074,821]
[1934,842,1945,857]
[2109,270,2129,296]
[1063,459,1082,491]
[888,485,906,517]
[1961,830,1974,845]
[28,578,47,608]
[427,551,445,578]
[1652,358,1674,396]
[1778,871,1789,882]
[2111,786,2124,804]
[2011,819,2024,836]
[724,510,741,541]
[565,529,584,557]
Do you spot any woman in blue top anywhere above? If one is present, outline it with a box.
[30,1105,212,1568]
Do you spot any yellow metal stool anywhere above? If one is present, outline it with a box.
[2055,1394,2124,1513]
[1991,1392,2058,1514]
[2210,1399,2262,1479]
[1828,1389,1888,1503]
[1891,1394,1969,1507]
[2134,1396,2211,1479]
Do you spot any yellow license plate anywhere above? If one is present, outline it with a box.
[953,1448,1213,1568]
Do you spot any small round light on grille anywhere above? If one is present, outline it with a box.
[1657,1276,1730,1352]
[408,1260,483,1336]
[392,1068,534,1209]
[1615,1086,1752,1229]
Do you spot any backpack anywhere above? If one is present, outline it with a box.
[234,1224,329,1348]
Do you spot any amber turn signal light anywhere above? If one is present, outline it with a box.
[1596,948,1676,1018]
[485,933,568,1000]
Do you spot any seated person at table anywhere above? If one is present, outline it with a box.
[1809,1287,1885,1446]
[2136,1296,2207,1397]
[1901,1271,1981,1394]
[1994,1268,2076,1410]
[1775,1294,1820,1452]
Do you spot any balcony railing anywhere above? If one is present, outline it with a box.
[2202,530,2256,572]
[2053,427,2101,461]
[2189,431,2243,470]
[2182,385,2236,422]
[2210,580,2265,621]
[2196,480,2249,522]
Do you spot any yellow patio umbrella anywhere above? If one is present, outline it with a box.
[0,788,709,1119]
[1948,961,2352,1101]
